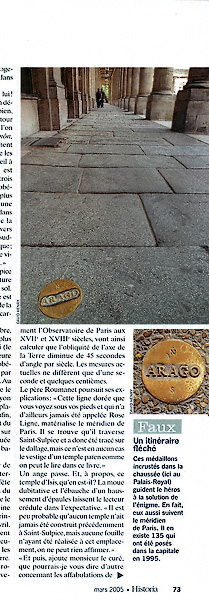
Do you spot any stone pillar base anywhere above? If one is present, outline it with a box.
[172,87,209,133]
[128,97,136,112]
[88,96,92,111]
[135,95,148,115]
[50,99,61,129]
[68,101,80,119]
[58,99,68,129]
[82,93,89,114]
[73,92,82,118]
[38,99,52,130]
[146,93,175,121]
[39,98,65,130]
[124,97,129,110]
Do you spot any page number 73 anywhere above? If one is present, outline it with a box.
[173,587,181,592]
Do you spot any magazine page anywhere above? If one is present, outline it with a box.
[0,1,209,599]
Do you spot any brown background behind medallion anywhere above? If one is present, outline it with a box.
[133,329,209,415]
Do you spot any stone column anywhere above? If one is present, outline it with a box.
[96,67,101,92]
[128,68,140,112]
[86,68,92,110]
[65,68,82,119]
[146,67,175,121]
[110,68,115,105]
[80,67,89,114]
[108,80,111,104]
[111,68,120,105]
[118,68,123,106]
[94,68,101,104]
[124,67,133,110]
[52,68,68,129]
[118,67,123,106]
[31,68,68,130]
[90,68,96,108]
[65,68,74,118]
[31,69,51,130]
[119,68,124,108]
[135,68,154,115]
[172,68,209,133]
[73,68,82,118]
[121,67,128,109]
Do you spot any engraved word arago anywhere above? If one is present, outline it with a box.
[38,279,82,318]
[145,364,201,378]
[40,288,80,307]
[142,339,205,403]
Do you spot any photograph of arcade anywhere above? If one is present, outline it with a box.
[21,67,209,324]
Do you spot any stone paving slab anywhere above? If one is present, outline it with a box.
[69,125,93,129]
[78,154,181,168]
[114,131,170,140]
[21,246,209,324]
[85,126,125,133]
[139,144,209,155]
[58,129,93,135]
[90,137,171,146]
[144,193,209,203]
[89,137,141,144]
[21,105,209,324]
[31,137,61,147]
[21,151,81,166]
[79,130,114,137]
[79,167,171,194]
[30,130,59,137]
[113,130,143,136]
[62,136,91,143]
[130,122,164,129]
[162,132,206,146]
[131,137,173,144]
[21,192,155,247]
[21,165,83,192]
[112,129,136,136]
[61,130,91,135]
[140,140,175,147]
[79,155,144,168]
[21,136,70,153]
[175,155,209,169]
[90,131,114,138]
[23,144,72,154]
[67,144,144,155]
[141,193,209,246]
[159,168,209,193]
[60,130,92,136]
[189,133,209,145]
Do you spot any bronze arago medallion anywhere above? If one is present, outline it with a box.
[38,279,82,318]
[142,339,205,403]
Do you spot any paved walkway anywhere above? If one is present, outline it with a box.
[21,104,209,323]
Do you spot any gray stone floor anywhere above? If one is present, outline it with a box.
[21,104,209,324]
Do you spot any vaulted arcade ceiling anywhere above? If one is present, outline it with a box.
[99,67,115,85]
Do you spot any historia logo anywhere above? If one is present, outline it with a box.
[141,339,205,403]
